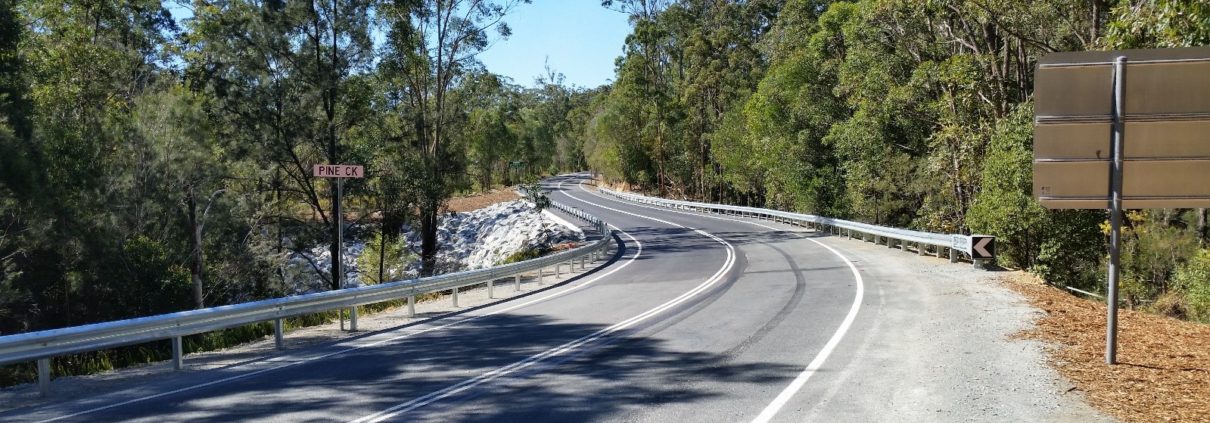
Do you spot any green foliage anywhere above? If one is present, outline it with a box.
[357,233,415,285]
[1174,249,1210,323]
[1105,0,1210,49]
[501,247,544,265]
[1120,218,1200,306]
[967,105,1047,269]
[522,180,551,211]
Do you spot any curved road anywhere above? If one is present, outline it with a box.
[0,174,1100,422]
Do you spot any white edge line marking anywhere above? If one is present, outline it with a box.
[35,198,641,423]
[579,183,865,423]
[750,239,863,423]
[349,180,736,423]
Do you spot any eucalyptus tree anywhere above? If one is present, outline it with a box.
[183,0,374,290]
[379,0,528,275]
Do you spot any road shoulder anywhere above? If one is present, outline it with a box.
[778,232,1111,422]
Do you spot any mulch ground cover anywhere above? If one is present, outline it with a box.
[1004,274,1210,422]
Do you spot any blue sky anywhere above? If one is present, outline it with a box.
[168,1,632,89]
[478,1,632,89]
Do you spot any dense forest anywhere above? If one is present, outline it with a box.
[0,0,1209,382]
[583,0,1210,323]
[0,0,597,336]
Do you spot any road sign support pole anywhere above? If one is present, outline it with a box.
[336,177,346,331]
[1106,56,1127,365]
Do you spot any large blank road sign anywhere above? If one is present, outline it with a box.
[1034,46,1210,209]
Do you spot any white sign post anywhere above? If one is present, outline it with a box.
[314,164,365,331]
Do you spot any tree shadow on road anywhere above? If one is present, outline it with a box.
[21,313,802,422]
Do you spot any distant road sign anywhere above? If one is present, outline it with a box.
[970,236,995,260]
[313,164,364,178]
[1033,46,1210,209]
[950,235,996,260]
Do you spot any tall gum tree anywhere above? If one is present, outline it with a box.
[380,0,527,275]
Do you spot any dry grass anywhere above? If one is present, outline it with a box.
[446,187,521,212]
[1004,273,1210,422]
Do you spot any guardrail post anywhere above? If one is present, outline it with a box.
[539,267,545,285]
[580,256,586,270]
[918,243,927,256]
[488,278,494,298]
[556,262,562,278]
[453,286,459,307]
[349,307,358,331]
[171,336,184,371]
[274,318,284,350]
[408,295,416,317]
[949,248,958,263]
[515,274,521,291]
[37,358,50,397]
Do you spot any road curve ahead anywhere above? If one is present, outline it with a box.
[0,174,1104,422]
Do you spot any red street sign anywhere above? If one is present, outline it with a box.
[313,164,364,178]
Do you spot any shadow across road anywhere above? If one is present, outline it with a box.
[15,312,803,422]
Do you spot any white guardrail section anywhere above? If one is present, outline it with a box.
[597,187,991,265]
[0,199,613,396]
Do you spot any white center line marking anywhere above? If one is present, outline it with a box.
[33,189,641,423]
[348,179,737,423]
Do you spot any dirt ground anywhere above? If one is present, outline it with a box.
[1004,273,1210,422]
[446,187,521,212]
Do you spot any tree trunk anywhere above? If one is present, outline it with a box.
[377,232,387,284]
[186,184,205,309]
[420,207,439,276]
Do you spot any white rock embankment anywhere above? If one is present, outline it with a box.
[283,200,584,294]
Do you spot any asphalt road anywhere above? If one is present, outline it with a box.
[0,174,1106,422]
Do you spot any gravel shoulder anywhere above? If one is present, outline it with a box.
[761,225,1112,422]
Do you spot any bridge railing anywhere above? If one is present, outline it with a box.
[0,198,613,396]
[597,187,993,265]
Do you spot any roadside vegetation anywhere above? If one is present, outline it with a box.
[0,0,600,384]
[582,0,1210,324]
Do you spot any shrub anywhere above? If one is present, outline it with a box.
[1174,248,1210,323]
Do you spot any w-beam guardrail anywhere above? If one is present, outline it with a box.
[597,187,993,265]
[0,199,612,396]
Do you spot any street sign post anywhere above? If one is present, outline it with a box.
[313,164,365,331]
[1034,46,1210,364]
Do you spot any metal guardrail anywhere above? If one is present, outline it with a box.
[0,198,613,396]
[597,187,991,265]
